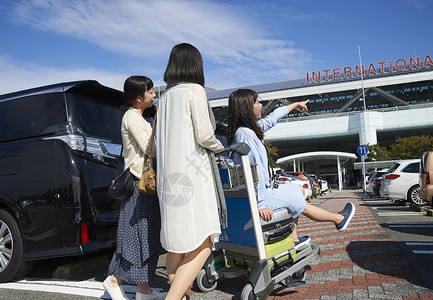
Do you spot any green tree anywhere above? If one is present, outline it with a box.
[367,135,433,161]
[264,140,279,168]
[366,144,392,161]
[390,135,433,159]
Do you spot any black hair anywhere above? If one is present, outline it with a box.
[227,89,263,145]
[163,43,205,86]
[123,75,154,106]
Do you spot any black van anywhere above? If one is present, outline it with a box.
[0,80,125,282]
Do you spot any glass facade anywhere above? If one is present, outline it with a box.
[208,72,433,189]
[211,79,433,123]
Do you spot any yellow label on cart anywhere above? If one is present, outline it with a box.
[225,236,296,272]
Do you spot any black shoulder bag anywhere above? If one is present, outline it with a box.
[107,145,135,200]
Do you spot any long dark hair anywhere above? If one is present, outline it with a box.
[163,43,205,86]
[227,89,264,145]
[123,75,153,106]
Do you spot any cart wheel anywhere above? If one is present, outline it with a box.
[195,269,217,293]
[240,283,255,300]
[292,267,307,281]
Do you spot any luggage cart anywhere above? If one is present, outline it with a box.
[195,143,320,300]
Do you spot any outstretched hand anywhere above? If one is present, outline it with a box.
[297,99,309,112]
[286,99,309,114]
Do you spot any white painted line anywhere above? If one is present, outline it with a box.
[406,242,433,246]
[388,222,433,225]
[372,206,412,210]
[17,278,103,289]
[390,224,433,228]
[0,279,151,299]
[0,282,107,298]
[412,250,433,255]
[363,200,392,203]
[377,212,423,216]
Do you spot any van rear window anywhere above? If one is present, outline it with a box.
[0,93,66,142]
[67,94,124,143]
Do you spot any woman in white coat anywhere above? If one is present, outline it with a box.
[156,43,225,300]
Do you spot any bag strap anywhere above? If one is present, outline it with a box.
[114,145,124,178]
[261,140,279,188]
[261,140,275,180]
[145,110,157,161]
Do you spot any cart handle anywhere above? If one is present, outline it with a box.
[218,142,251,158]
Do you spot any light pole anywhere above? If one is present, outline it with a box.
[157,79,162,98]
[357,46,367,111]
[358,46,368,198]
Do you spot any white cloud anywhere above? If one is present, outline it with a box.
[404,0,427,9]
[7,0,313,88]
[0,55,126,94]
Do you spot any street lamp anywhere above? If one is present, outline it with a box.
[357,46,367,111]
[358,46,368,198]
[157,79,162,99]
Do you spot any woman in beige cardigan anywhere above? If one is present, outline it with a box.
[103,76,165,300]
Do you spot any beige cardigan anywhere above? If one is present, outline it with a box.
[121,108,155,179]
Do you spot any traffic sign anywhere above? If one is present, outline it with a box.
[357,145,369,156]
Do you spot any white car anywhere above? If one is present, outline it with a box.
[276,171,313,200]
[380,159,425,205]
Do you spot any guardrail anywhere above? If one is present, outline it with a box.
[278,102,433,123]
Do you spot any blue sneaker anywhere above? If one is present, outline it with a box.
[336,203,355,231]
[294,236,311,250]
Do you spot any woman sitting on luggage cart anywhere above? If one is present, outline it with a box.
[227,89,355,250]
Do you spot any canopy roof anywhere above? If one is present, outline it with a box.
[277,151,357,165]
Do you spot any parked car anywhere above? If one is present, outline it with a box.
[364,175,370,191]
[286,171,309,181]
[300,173,317,198]
[420,151,433,206]
[306,175,320,198]
[285,171,317,198]
[0,81,125,282]
[380,159,424,205]
[275,171,313,200]
[367,169,388,197]
[308,174,329,194]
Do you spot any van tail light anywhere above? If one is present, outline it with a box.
[385,174,400,180]
[279,177,288,182]
[426,172,430,184]
[81,223,89,244]
[43,123,121,160]
[303,183,308,189]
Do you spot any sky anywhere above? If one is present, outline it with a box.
[0,0,432,95]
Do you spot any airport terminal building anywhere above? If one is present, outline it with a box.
[207,54,433,188]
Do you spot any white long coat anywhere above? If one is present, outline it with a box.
[156,83,224,253]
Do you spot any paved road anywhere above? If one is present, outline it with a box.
[1,190,433,299]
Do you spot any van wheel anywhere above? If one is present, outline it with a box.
[408,185,426,206]
[0,209,32,282]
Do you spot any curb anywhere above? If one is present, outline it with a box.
[387,197,433,216]
[52,254,110,280]
[409,202,433,216]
